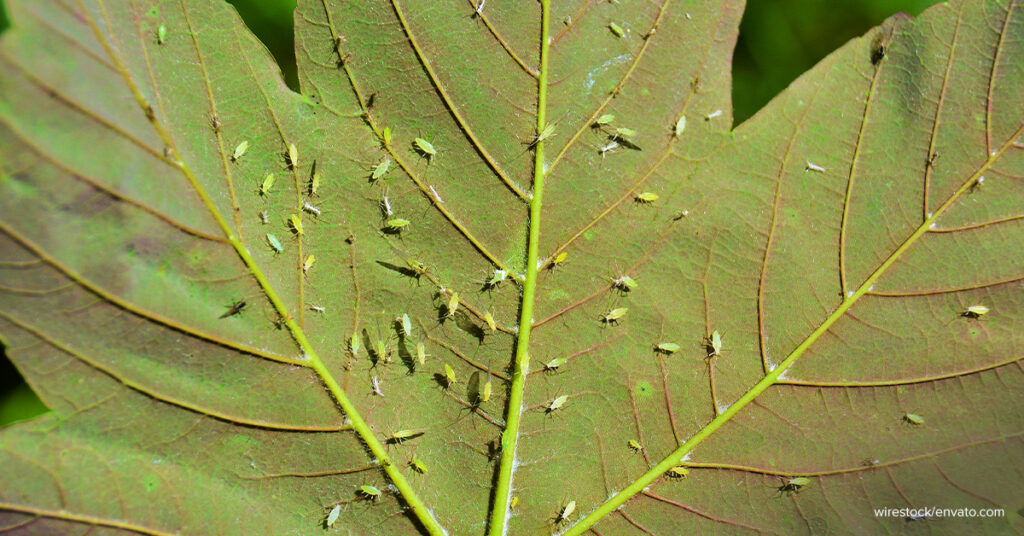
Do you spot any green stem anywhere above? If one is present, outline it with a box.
[488,2,550,534]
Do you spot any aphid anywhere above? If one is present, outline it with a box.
[400,313,413,337]
[157,24,167,45]
[656,342,681,354]
[483,311,496,332]
[389,429,424,443]
[302,201,321,217]
[481,379,492,402]
[416,341,429,365]
[303,254,316,273]
[414,137,437,158]
[672,209,690,221]
[706,109,723,120]
[779,477,811,493]
[598,140,620,158]
[486,269,508,288]
[219,299,247,319]
[309,171,321,196]
[628,439,643,452]
[635,192,659,204]
[380,195,394,217]
[805,161,826,173]
[609,22,625,37]
[962,305,989,318]
[325,504,341,527]
[667,466,689,478]
[602,307,628,325]
[510,496,520,510]
[349,334,361,356]
[612,275,637,291]
[674,115,686,137]
[443,363,457,385]
[382,127,393,146]
[372,336,391,363]
[407,258,427,276]
[446,292,460,319]
[371,158,391,180]
[544,357,567,371]
[614,127,637,139]
[259,173,275,195]
[266,233,284,253]
[557,500,576,522]
[359,484,382,500]
[371,376,384,397]
[595,114,615,126]
[706,330,723,357]
[903,413,925,425]
[287,143,298,169]
[429,185,444,203]
[289,214,304,236]
[410,456,429,473]
[551,251,568,267]
[231,140,249,161]
[211,114,222,133]
[530,123,556,148]
[546,394,568,413]
[385,218,410,231]
[259,210,269,224]
[310,305,326,314]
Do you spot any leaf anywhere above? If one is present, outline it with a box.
[1,1,1022,535]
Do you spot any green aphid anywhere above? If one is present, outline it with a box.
[386,218,410,230]
[400,313,413,337]
[414,137,436,158]
[602,307,628,325]
[667,466,689,478]
[780,477,811,492]
[359,484,382,500]
[443,363,457,385]
[231,140,249,161]
[615,127,637,138]
[628,439,643,452]
[287,143,298,169]
[259,173,275,195]
[707,330,723,357]
[372,158,391,180]
[157,25,167,45]
[595,114,615,126]
[544,357,567,371]
[532,123,556,147]
[612,275,637,291]
[266,233,283,253]
[656,342,680,354]
[635,192,659,204]
[903,413,925,425]
[382,127,393,146]
[674,115,687,137]
[416,340,429,365]
[325,504,341,527]
[410,456,429,474]
[289,214,304,236]
[546,394,568,413]
[389,429,424,443]
[609,22,625,37]
[309,171,321,196]
[481,379,492,402]
[349,334,361,357]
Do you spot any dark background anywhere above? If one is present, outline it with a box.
[0,0,935,426]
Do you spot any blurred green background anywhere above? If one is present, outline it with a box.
[0,0,935,427]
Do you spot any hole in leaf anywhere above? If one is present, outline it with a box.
[226,0,299,91]
[0,342,49,427]
[733,0,933,124]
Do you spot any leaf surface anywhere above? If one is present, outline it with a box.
[0,0,1022,535]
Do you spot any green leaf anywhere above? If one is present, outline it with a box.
[1,1,1022,535]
